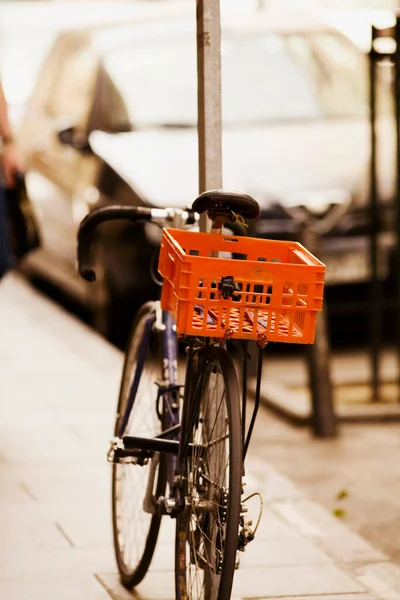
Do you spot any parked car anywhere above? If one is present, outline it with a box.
[16,6,395,344]
[0,0,191,127]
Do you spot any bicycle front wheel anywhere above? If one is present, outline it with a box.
[112,302,167,589]
[175,346,242,600]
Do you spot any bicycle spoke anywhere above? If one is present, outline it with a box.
[188,515,204,599]
[176,349,240,600]
[113,306,168,589]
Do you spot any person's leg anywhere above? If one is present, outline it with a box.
[0,185,13,279]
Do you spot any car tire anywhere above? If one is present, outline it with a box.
[87,245,143,349]
[87,242,115,340]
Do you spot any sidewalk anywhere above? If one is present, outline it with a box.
[1,272,400,600]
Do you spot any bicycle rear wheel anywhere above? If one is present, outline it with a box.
[175,346,242,600]
[112,302,167,589]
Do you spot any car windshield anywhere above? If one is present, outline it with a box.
[103,28,368,129]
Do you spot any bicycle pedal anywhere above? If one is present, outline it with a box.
[107,437,150,465]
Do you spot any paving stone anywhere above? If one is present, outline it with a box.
[355,562,400,600]
[0,408,64,430]
[0,380,50,415]
[97,572,175,600]
[99,570,243,600]
[249,507,303,541]
[147,517,177,573]
[0,575,112,600]
[57,503,175,558]
[0,349,96,378]
[0,547,114,578]
[56,509,113,549]
[0,509,69,550]
[239,537,331,569]
[0,426,89,462]
[271,499,351,539]
[2,274,400,600]
[74,422,119,452]
[148,522,329,575]
[97,519,176,575]
[0,472,35,505]
[149,541,175,573]
[14,461,110,504]
[95,574,137,600]
[232,565,364,598]
[251,595,375,600]
[0,275,122,375]
[0,376,116,420]
[154,516,176,547]
[320,532,387,565]
[245,459,306,503]
[19,314,122,378]
[0,498,112,533]
[0,320,55,357]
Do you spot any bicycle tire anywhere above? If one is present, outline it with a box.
[175,345,242,600]
[112,302,167,589]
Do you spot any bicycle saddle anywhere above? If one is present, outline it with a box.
[192,190,261,221]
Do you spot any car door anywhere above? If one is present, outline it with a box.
[19,33,99,272]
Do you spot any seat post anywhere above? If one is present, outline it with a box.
[209,212,231,258]
[210,214,228,235]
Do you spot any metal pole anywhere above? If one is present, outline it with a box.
[306,311,337,437]
[301,223,337,438]
[369,38,381,402]
[394,14,400,401]
[196,0,223,233]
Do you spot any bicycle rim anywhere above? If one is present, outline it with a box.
[112,303,167,588]
[175,346,242,600]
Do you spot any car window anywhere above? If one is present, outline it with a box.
[45,44,98,125]
[103,36,197,129]
[302,32,369,118]
[103,32,323,128]
[223,35,323,122]
[88,64,131,133]
[102,28,369,130]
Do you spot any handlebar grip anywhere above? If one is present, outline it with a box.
[77,206,152,282]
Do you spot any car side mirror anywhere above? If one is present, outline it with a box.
[57,126,93,154]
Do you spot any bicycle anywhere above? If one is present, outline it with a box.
[77,190,325,600]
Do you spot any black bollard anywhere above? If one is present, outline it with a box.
[300,222,337,438]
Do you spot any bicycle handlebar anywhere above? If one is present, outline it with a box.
[78,193,347,284]
[77,206,153,282]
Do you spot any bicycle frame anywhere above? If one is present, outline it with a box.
[160,308,180,489]
[120,313,265,496]
[113,303,180,491]
[79,202,265,507]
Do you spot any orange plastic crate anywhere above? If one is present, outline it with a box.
[158,229,325,345]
